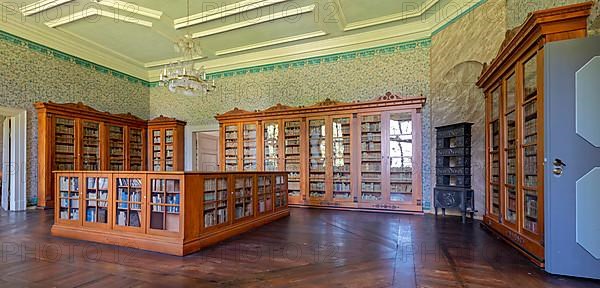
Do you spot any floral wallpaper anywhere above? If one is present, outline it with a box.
[506,0,589,28]
[0,37,149,204]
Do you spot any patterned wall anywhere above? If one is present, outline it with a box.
[0,37,149,204]
[506,0,590,28]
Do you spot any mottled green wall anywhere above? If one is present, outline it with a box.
[506,0,590,28]
[0,36,149,204]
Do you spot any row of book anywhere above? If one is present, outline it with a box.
[116,178,142,187]
[86,207,107,223]
[204,209,227,227]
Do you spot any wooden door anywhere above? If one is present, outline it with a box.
[503,71,518,230]
[241,122,259,171]
[107,124,126,171]
[147,174,183,237]
[128,127,145,171]
[263,120,283,172]
[193,132,219,171]
[232,174,255,222]
[82,173,111,230]
[331,115,352,202]
[112,174,146,233]
[487,85,502,220]
[55,172,83,227]
[54,116,77,171]
[307,117,328,201]
[222,124,240,171]
[357,113,384,203]
[150,128,163,171]
[164,127,176,171]
[201,175,230,231]
[283,119,303,203]
[80,120,101,171]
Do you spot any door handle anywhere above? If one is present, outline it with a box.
[553,158,566,167]
[553,158,566,176]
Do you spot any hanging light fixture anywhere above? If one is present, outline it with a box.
[159,0,215,96]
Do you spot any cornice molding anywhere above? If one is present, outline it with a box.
[215,31,328,56]
[342,0,440,31]
[45,8,153,28]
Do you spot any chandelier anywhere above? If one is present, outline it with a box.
[159,0,215,96]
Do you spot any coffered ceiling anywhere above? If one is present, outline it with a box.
[0,0,481,81]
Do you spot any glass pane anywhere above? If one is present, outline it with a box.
[85,177,108,224]
[491,87,500,120]
[389,113,413,202]
[234,177,253,219]
[361,115,382,201]
[204,178,228,228]
[523,100,537,145]
[55,118,76,170]
[59,176,79,220]
[491,184,500,216]
[264,122,279,171]
[524,55,538,101]
[82,121,100,171]
[150,179,180,232]
[524,189,539,233]
[165,129,174,171]
[129,128,144,171]
[258,176,273,213]
[275,175,286,207]
[115,178,142,227]
[506,73,516,112]
[332,117,351,200]
[243,124,257,171]
[224,125,239,171]
[284,121,301,197]
[109,126,125,171]
[152,130,162,171]
[505,110,517,223]
[309,119,326,199]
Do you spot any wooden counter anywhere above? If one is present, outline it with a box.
[51,171,289,256]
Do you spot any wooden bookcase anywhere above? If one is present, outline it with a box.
[476,2,592,266]
[36,102,147,208]
[52,171,289,256]
[147,116,186,172]
[216,94,425,213]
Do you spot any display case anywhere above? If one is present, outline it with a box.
[216,94,424,213]
[476,3,591,266]
[128,128,145,171]
[147,116,186,172]
[52,171,289,256]
[36,102,148,208]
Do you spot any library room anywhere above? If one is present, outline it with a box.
[0,0,599,287]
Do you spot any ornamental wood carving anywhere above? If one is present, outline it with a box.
[264,103,294,112]
[216,107,252,116]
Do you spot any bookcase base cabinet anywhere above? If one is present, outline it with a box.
[51,209,289,256]
[51,171,289,256]
[434,188,474,223]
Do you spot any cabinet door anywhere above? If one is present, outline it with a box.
[128,128,144,171]
[284,120,302,199]
[504,73,518,227]
[488,86,502,218]
[385,111,415,203]
[233,174,254,221]
[520,54,541,239]
[82,174,111,229]
[257,175,273,214]
[148,175,183,236]
[358,113,383,202]
[202,176,230,230]
[113,174,146,233]
[242,122,258,171]
[108,125,125,171]
[331,116,352,201]
[307,118,327,200]
[150,129,163,171]
[56,173,83,226]
[81,120,101,171]
[164,128,176,171]
[223,124,240,171]
[54,117,77,171]
[263,121,281,171]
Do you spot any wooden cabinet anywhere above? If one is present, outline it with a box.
[52,171,289,256]
[147,116,186,171]
[36,102,147,208]
[216,94,425,213]
[476,3,591,266]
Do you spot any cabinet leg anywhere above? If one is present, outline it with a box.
[442,208,446,216]
[435,207,438,216]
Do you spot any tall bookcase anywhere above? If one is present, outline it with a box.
[36,102,147,208]
[147,116,186,171]
[216,94,424,213]
[476,3,591,266]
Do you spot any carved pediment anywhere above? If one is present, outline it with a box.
[149,115,177,122]
[263,103,294,112]
[376,92,413,101]
[217,107,253,116]
[310,98,345,107]
[114,112,145,122]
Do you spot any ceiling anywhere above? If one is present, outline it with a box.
[0,0,480,81]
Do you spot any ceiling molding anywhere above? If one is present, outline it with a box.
[174,0,289,29]
[45,8,153,28]
[144,55,206,68]
[342,0,440,31]
[20,0,75,16]
[95,0,163,19]
[191,4,316,38]
[215,31,327,56]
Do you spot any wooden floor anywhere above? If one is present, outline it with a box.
[0,208,599,287]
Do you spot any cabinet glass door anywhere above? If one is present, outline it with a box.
[108,125,125,171]
[332,117,351,200]
[129,128,144,171]
[505,74,518,225]
[258,175,273,214]
[81,121,100,170]
[360,114,382,201]
[243,123,257,171]
[234,176,254,220]
[388,112,413,202]
[165,129,175,171]
[308,119,327,199]
[84,176,109,225]
[224,125,239,171]
[284,120,301,197]
[521,55,540,235]
[264,121,280,171]
[489,87,501,216]
[149,178,181,232]
[151,129,162,171]
[54,117,76,170]
[115,177,143,230]
[58,175,80,221]
[203,177,228,228]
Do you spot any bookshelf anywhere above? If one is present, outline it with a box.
[36,102,147,208]
[147,116,186,172]
[216,95,424,213]
[242,124,257,171]
[52,171,289,256]
[128,128,145,171]
[476,3,590,265]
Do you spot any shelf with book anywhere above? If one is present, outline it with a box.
[308,119,326,199]
[114,177,143,231]
[258,175,273,214]
[57,175,80,223]
[284,120,302,198]
[243,124,258,171]
[165,129,175,171]
[55,117,76,171]
[389,112,413,202]
[263,121,280,171]
[84,176,109,227]
[128,128,144,171]
[152,129,162,171]
[504,73,517,225]
[149,177,181,233]
[109,125,125,171]
[203,177,229,229]
[360,114,382,201]
[234,176,254,220]
[332,117,351,200]
[275,174,287,208]
[82,121,100,171]
[224,125,239,171]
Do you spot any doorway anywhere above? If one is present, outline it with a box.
[192,131,219,171]
[0,106,27,211]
